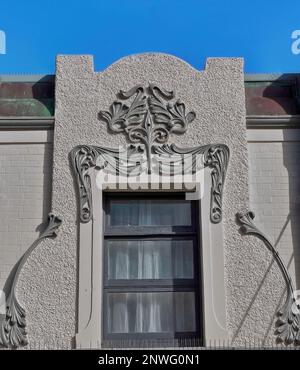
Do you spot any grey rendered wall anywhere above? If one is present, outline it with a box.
[15,54,286,348]
[248,137,300,290]
[0,138,53,291]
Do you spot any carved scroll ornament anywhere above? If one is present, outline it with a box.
[237,211,300,346]
[70,143,229,225]
[70,84,229,225]
[0,214,62,348]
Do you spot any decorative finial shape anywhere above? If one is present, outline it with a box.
[99,84,196,172]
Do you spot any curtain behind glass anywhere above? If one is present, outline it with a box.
[110,200,192,226]
[107,292,195,334]
[107,240,194,280]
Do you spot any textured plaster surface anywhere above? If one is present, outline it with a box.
[16,53,285,348]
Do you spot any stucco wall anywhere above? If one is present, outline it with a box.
[14,54,286,348]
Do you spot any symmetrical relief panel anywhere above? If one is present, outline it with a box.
[71,84,230,225]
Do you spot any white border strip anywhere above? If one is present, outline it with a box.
[247,129,300,142]
[0,130,53,143]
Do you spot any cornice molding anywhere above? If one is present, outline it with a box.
[0,75,55,83]
[0,117,54,130]
[246,115,300,129]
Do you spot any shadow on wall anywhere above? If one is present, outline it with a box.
[282,137,300,290]
[261,74,300,290]
[233,74,300,346]
[33,75,54,225]
[41,138,53,227]
[68,150,80,347]
[0,140,53,336]
[31,76,55,117]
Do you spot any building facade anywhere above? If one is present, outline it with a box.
[0,54,300,349]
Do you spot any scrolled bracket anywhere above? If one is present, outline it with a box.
[237,210,300,345]
[154,143,229,223]
[70,145,100,223]
[203,144,230,223]
[70,145,145,223]
[0,213,62,348]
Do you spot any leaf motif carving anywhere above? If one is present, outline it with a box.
[99,84,196,172]
[0,213,62,348]
[70,145,146,223]
[153,143,229,223]
[71,143,229,226]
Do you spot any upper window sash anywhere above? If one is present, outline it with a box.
[104,193,199,235]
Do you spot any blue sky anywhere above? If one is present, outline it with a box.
[0,0,299,74]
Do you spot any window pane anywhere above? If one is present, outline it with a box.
[107,239,194,280]
[174,292,196,332]
[107,292,196,334]
[109,199,192,226]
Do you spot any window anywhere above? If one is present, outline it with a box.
[103,193,202,347]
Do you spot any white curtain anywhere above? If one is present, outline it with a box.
[114,245,130,279]
[108,240,193,280]
[110,200,191,226]
[109,294,129,333]
[108,292,195,333]
[135,293,164,332]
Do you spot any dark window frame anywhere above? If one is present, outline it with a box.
[102,192,203,346]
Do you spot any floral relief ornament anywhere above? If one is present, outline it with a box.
[99,84,196,172]
[70,84,230,225]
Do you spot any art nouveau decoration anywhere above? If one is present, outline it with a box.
[71,84,230,224]
[70,145,144,223]
[71,143,229,225]
[154,144,229,224]
[237,211,300,345]
[70,82,231,348]
[99,84,196,171]
[0,214,62,348]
